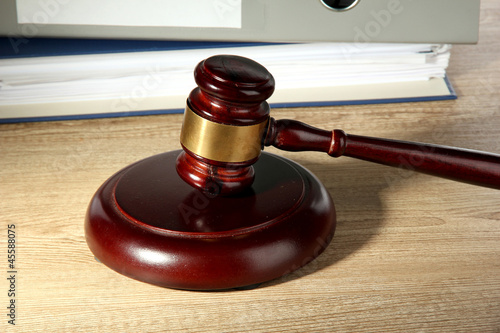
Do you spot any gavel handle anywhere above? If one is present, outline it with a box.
[264,118,500,189]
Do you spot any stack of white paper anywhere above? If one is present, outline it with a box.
[0,43,453,122]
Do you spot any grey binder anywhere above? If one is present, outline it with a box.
[0,0,480,43]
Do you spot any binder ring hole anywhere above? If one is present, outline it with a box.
[320,0,360,11]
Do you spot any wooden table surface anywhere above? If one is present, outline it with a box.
[1,3,499,333]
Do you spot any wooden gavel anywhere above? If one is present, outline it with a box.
[176,55,500,195]
[86,54,500,290]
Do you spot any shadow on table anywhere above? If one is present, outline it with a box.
[262,154,391,288]
[261,113,498,288]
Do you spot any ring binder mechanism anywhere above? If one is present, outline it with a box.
[321,0,360,11]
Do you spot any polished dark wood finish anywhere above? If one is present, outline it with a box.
[86,150,335,290]
[176,55,275,195]
[264,118,500,189]
[176,151,257,196]
[7,8,500,329]
[193,54,275,112]
[177,55,500,194]
[87,55,336,290]
[88,54,499,290]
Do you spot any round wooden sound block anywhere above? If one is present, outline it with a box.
[85,150,336,290]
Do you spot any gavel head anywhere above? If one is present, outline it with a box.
[176,55,275,196]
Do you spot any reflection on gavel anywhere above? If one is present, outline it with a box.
[176,55,500,195]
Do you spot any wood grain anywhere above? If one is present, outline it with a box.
[1,2,499,331]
